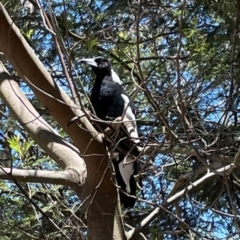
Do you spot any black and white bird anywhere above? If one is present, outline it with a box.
[79,56,140,208]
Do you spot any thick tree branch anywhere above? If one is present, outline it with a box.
[0,63,86,185]
[0,168,78,186]
[0,4,124,239]
[0,3,101,145]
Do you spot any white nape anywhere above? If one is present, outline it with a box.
[111,69,122,84]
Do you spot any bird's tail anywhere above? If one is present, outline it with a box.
[113,154,139,208]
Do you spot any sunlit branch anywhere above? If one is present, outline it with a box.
[127,163,235,239]
[0,168,78,186]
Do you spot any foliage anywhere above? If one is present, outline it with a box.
[1,0,240,239]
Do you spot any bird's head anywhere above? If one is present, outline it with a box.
[79,56,111,76]
[79,56,122,84]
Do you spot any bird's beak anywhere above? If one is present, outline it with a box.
[79,58,98,67]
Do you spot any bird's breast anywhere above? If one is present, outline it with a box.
[90,92,125,120]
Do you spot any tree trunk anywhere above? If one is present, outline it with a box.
[0,4,125,239]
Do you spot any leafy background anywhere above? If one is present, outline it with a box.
[1,0,240,239]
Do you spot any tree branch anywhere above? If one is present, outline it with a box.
[0,168,78,186]
[127,163,236,239]
[142,143,234,164]
[0,4,124,239]
[0,62,86,185]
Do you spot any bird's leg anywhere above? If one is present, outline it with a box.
[112,116,140,143]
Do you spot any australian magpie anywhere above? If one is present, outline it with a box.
[80,56,139,208]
